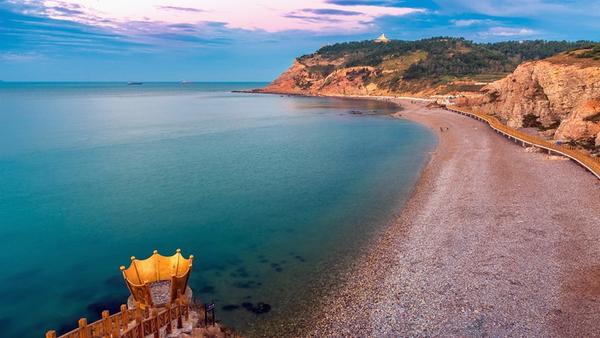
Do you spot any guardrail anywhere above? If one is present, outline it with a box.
[444,106,600,180]
[45,296,190,338]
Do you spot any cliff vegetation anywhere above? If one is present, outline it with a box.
[262,37,594,96]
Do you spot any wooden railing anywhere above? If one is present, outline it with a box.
[444,106,600,180]
[45,297,190,338]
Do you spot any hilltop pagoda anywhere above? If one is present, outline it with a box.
[375,33,390,43]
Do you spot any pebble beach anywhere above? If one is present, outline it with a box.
[310,99,600,336]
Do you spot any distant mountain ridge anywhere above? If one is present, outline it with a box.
[261,37,595,96]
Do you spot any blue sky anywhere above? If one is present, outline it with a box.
[0,0,598,81]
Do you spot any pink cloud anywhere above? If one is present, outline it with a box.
[38,0,424,33]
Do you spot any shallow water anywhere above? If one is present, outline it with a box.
[0,82,435,337]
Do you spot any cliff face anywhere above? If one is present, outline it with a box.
[262,60,382,96]
[261,38,592,98]
[457,53,600,148]
[261,55,466,97]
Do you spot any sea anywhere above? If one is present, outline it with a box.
[0,82,436,337]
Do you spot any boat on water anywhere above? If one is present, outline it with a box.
[180,80,192,84]
[127,81,143,85]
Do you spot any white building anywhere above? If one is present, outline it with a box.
[375,33,390,43]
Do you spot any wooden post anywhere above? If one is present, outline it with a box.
[112,327,121,338]
[135,307,143,322]
[152,308,160,338]
[112,315,121,338]
[204,303,208,328]
[135,309,144,338]
[165,303,172,334]
[184,298,189,321]
[102,310,110,335]
[78,318,90,338]
[177,298,183,329]
[45,331,56,338]
[120,305,129,329]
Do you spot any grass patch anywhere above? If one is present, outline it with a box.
[575,46,600,59]
[488,91,500,103]
[439,83,485,94]
[584,112,600,122]
[468,73,509,82]
[522,114,562,131]
[522,114,543,128]
[306,65,335,77]
[539,120,561,131]
[567,137,599,153]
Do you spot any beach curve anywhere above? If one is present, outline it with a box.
[310,99,600,336]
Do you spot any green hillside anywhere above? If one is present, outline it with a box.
[297,37,596,92]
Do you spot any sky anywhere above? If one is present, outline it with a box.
[0,0,599,81]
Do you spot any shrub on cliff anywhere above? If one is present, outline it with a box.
[298,37,594,83]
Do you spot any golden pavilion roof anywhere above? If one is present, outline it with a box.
[120,249,193,308]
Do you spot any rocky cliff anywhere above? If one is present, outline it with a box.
[263,59,383,96]
[260,38,591,98]
[261,52,432,96]
[260,38,599,152]
[456,50,600,152]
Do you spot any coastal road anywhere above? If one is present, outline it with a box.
[311,101,600,337]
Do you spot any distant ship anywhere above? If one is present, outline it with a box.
[180,80,192,84]
[127,82,143,85]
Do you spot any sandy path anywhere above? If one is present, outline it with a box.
[311,100,600,337]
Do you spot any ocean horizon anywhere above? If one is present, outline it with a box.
[0,82,436,337]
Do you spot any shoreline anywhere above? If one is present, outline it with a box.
[238,93,438,338]
[239,91,599,336]
[305,98,600,336]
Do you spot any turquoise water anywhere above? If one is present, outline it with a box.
[0,82,435,337]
